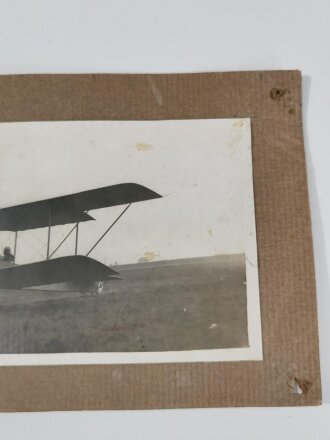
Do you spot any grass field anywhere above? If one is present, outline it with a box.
[0,254,248,353]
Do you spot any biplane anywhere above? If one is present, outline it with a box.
[0,183,162,294]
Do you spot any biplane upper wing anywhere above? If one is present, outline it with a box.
[0,256,118,289]
[0,183,161,231]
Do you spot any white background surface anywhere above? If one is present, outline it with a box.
[0,0,329,438]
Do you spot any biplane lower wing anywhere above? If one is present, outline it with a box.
[0,256,118,289]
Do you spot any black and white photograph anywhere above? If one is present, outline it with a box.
[0,118,262,364]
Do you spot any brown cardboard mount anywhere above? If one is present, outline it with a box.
[0,70,321,411]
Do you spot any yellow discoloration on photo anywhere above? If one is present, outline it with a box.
[144,251,156,262]
[135,142,153,152]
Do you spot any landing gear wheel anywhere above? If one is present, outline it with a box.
[97,281,104,294]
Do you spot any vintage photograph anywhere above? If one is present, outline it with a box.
[0,119,262,364]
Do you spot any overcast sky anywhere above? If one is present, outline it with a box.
[0,119,255,265]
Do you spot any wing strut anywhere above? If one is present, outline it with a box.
[13,231,18,263]
[85,203,131,257]
[46,204,51,260]
[75,222,79,255]
[49,223,79,259]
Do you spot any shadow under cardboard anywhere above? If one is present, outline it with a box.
[302,75,330,402]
